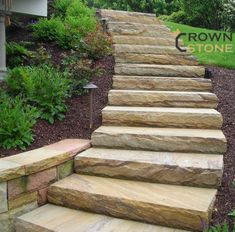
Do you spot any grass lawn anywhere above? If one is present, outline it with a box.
[165,22,235,69]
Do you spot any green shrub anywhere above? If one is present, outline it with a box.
[6,42,34,68]
[167,10,188,24]
[53,0,72,17]
[0,97,39,149]
[6,66,71,124]
[32,17,65,42]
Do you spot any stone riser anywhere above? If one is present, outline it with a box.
[113,76,212,91]
[108,90,218,108]
[75,149,223,188]
[47,174,216,231]
[115,64,205,77]
[115,54,198,66]
[91,127,227,154]
[102,108,222,129]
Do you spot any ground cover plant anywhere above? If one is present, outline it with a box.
[0,0,112,150]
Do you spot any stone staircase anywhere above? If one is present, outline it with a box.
[15,9,227,232]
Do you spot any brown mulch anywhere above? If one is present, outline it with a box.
[209,66,235,227]
[0,55,114,158]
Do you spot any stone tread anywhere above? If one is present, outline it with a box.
[16,204,189,232]
[115,63,205,77]
[75,148,223,188]
[112,76,212,91]
[48,174,217,231]
[102,106,222,129]
[108,90,218,108]
[91,126,227,154]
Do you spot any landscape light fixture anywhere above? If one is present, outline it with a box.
[0,0,48,80]
[83,82,98,129]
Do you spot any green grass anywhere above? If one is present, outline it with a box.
[165,22,235,69]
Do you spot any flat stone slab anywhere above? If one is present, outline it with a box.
[115,64,205,77]
[108,90,218,108]
[102,106,222,129]
[16,204,189,232]
[113,75,212,91]
[48,174,217,231]
[2,139,90,177]
[91,126,227,154]
[75,148,223,188]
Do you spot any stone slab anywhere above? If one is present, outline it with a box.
[48,174,217,231]
[0,182,8,213]
[16,204,189,232]
[58,160,74,180]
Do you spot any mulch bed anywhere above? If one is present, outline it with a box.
[0,55,114,157]
[209,66,235,227]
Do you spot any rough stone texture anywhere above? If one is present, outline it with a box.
[8,192,37,210]
[75,148,223,188]
[115,44,183,55]
[4,139,90,175]
[102,106,223,129]
[16,204,188,232]
[115,53,198,66]
[0,202,37,232]
[0,160,25,182]
[48,174,217,231]
[92,126,227,154]
[8,168,57,199]
[0,182,8,213]
[57,160,74,180]
[37,188,48,206]
[108,90,218,108]
[113,35,176,46]
[112,76,212,91]
[115,64,205,77]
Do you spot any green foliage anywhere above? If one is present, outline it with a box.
[205,223,235,232]
[32,0,97,49]
[6,42,34,68]
[0,96,39,149]
[6,66,71,124]
[167,10,188,24]
[62,56,102,95]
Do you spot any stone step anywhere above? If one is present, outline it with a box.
[113,35,176,46]
[102,106,222,129]
[75,148,223,188]
[115,44,183,55]
[113,76,212,91]
[16,204,188,232]
[108,22,170,34]
[48,174,217,231]
[108,90,218,108]
[115,64,205,77]
[91,126,227,154]
[115,53,198,66]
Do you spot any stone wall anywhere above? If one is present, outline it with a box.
[0,139,90,232]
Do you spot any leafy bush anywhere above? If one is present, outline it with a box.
[6,66,71,124]
[167,10,188,24]
[6,42,34,68]
[32,17,65,42]
[81,25,112,59]
[62,57,102,95]
[0,96,39,149]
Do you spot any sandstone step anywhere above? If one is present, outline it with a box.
[108,90,218,108]
[75,148,223,188]
[108,22,170,33]
[102,106,222,129]
[115,53,198,65]
[48,174,217,231]
[113,35,176,46]
[115,64,205,77]
[115,45,183,55]
[113,76,212,91]
[16,204,188,232]
[91,126,227,154]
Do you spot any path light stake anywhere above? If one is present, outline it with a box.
[83,83,98,129]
